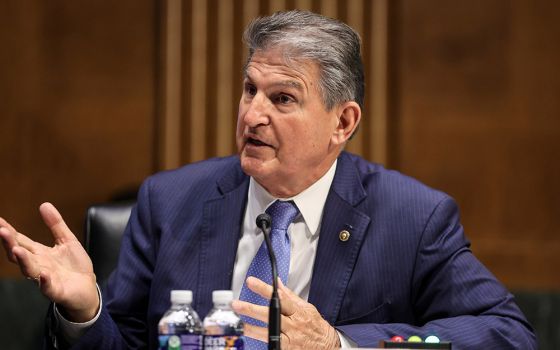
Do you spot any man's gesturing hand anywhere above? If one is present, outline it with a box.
[0,202,99,322]
[232,276,341,349]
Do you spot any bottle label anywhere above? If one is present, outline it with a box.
[158,334,203,350]
[204,335,245,350]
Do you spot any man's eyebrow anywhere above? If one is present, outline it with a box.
[243,75,304,92]
[273,80,304,91]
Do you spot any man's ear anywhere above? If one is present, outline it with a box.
[332,101,361,145]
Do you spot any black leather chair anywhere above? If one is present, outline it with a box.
[84,201,135,289]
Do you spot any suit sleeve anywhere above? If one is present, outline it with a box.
[335,197,537,349]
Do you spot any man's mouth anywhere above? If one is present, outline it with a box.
[247,137,271,147]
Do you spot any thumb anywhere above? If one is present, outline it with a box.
[39,203,77,244]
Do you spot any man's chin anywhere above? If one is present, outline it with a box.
[240,155,273,178]
[240,156,260,173]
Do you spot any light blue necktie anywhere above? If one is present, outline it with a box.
[239,200,299,349]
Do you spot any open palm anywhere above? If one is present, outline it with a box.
[0,203,99,322]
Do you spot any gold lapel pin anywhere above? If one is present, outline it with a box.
[339,230,350,242]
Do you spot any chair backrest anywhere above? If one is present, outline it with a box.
[85,201,135,289]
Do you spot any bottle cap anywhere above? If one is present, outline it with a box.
[171,290,193,304]
[213,290,234,304]
[408,335,422,342]
[425,335,440,343]
[390,335,405,342]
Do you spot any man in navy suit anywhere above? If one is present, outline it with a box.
[0,10,536,349]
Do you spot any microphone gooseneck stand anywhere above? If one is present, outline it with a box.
[255,213,281,350]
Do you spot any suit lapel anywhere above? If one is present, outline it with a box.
[308,153,371,324]
[195,160,249,315]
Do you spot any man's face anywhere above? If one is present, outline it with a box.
[236,49,341,197]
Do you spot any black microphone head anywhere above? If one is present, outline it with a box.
[256,213,272,230]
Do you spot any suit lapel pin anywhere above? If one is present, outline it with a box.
[339,230,350,242]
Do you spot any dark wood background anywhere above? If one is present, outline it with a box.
[1,0,559,291]
[390,0,560,290]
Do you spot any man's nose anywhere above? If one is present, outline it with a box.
[243,95,270,127]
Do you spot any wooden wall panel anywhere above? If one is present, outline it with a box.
[160,0,389,167]
[391,0,560,289]
[0,1,157,277]
[3,0,556,291]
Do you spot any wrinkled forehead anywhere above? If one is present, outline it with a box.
[243,48,322,91]
[244,47,319,76]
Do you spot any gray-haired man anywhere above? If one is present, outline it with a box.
[0,10,536,349]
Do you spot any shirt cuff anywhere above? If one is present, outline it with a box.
[337,329,358,348]
[54,284,103,345]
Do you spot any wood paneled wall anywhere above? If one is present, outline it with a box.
[157,0,389,169]
[1,1,559,291]
[391,0,560,290]
[0,1,158,277]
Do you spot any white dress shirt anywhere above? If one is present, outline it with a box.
[232,159,337,301]
[57,159,355,347]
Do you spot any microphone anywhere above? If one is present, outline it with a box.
[255,213,281,350]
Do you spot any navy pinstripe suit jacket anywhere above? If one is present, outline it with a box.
[62,152,536,349]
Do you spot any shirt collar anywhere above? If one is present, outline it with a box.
[247,160,337,236]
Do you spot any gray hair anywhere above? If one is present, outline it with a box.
[243,10,365,111]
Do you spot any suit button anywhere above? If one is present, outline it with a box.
[339,230,350,241]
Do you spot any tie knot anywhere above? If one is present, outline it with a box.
[266,200,299,231]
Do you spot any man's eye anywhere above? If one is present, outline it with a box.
[245,84,257,96]
[276,94,294,104]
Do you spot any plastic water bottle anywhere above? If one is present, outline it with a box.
[203,290,244,350]
[158,290,203,350]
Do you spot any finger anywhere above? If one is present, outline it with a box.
[276,279,301,316]
[0,216,18,232]
[231,299,269,324]
[247,277,302,317]
[0,218,32,248]
[278,278,298,299]
[281,332,294,349]
[242,323,269,343]
[246,276,274,299]
[0,227,17,262]
[246,277,298,302]
[0,225,40,259]
[39,203,76,243]
[12,246,42,279]
[0,224,46,257]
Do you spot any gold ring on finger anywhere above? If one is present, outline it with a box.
[26,274,41,286]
